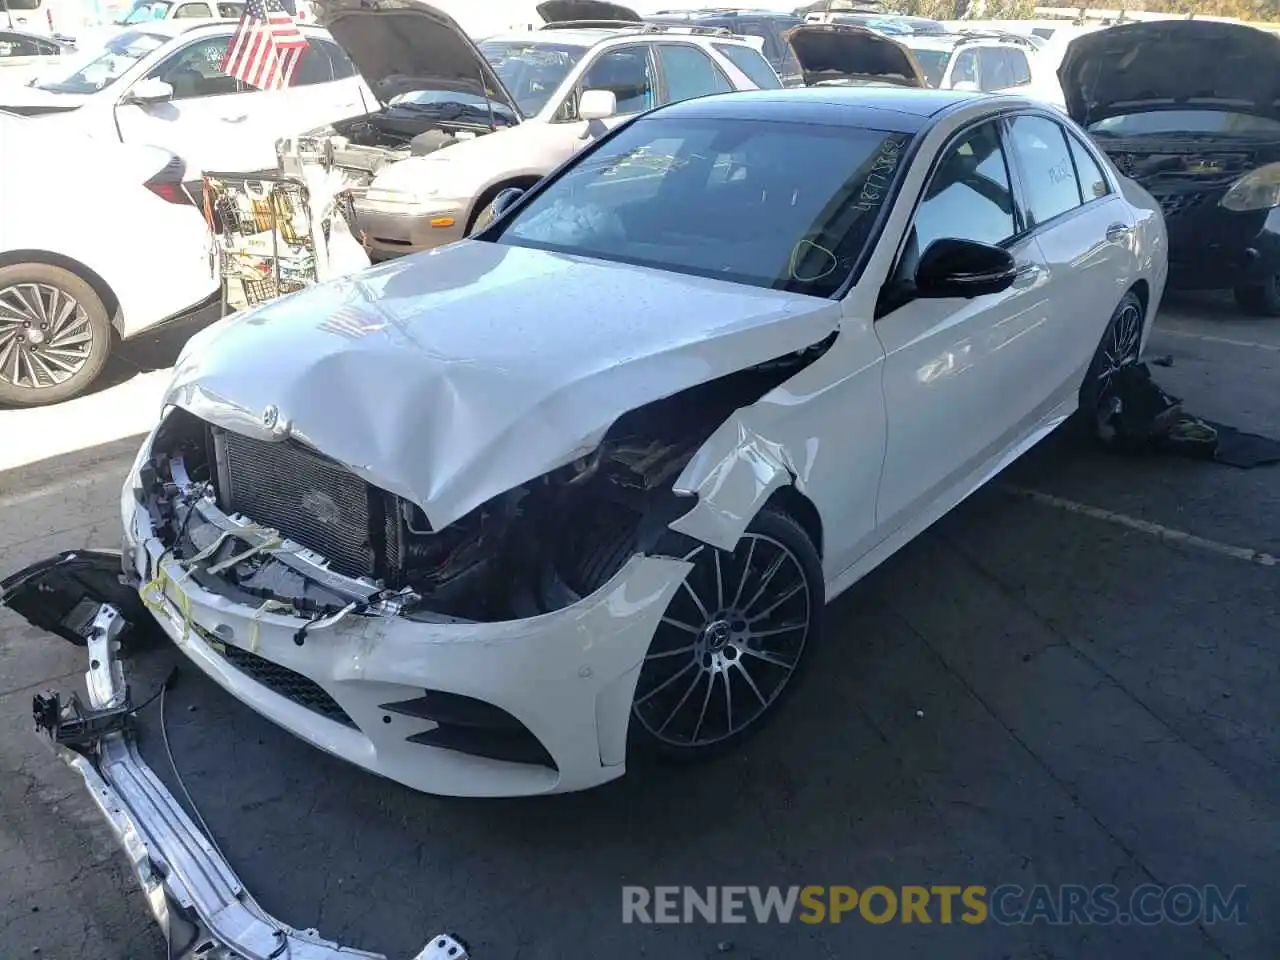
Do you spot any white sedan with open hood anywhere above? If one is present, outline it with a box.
[278,0,778,258]
[3,86,1167,798]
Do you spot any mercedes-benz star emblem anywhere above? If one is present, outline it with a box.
[261,405,279,428]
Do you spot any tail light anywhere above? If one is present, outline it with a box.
[144,155,194,205]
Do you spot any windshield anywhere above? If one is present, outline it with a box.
[903,47,948,86]
[1088,110,1280,139]
[493,116,912,297]
[32,30,166,93]
[479,39,584,117]
[119,0,173,23]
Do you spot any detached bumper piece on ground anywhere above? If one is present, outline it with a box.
[6,559,467,960]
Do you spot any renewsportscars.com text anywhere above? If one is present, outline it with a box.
[622,884,1249,926]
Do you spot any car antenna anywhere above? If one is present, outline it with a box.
[478,62,498,131]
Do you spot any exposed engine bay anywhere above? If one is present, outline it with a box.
[140,338,833,626]
[278,108,512,183]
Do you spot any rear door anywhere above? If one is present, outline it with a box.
[1003,112,1138,398]
[653,41,735,103]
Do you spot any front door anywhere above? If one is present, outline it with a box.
[114,33,276,173]
[873,116,1054,531]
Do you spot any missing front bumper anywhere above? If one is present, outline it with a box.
[5,553,469,960]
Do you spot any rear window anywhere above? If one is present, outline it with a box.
[712,42,781,90]
[3,0,42,9]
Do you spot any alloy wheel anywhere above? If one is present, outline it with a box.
[0,282,94,390]
[632,533,813,749]
[1094,299,1143,396]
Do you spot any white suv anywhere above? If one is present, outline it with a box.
[900,31,1066,110]
[280,0,780,259]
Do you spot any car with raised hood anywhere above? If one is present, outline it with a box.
[3,86,1167,801]
[279,0,778,259]
[784,21,926,88]
[1060,19,1280,315]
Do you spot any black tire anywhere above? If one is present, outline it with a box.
[1079,289,1145,416]
[612,506,825,762]
[1233,278,1280,316]
[0,263,113,408]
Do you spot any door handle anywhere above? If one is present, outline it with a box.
[1105,222,1131,242]
[221,113,249,123]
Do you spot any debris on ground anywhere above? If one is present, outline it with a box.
[1094,363,1280,468]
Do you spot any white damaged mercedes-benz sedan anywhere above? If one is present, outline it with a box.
[3,87,1167,800]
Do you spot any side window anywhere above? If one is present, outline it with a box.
[949,48,978,87]
[1004,48,1031,86]
[150,36,239,98]
[914,120,1016,254]
[977,48,1010,91]
[579,45,655,115]
[1007,115,1082,224]
[290,42,333,85]
[0,34,43,57]
[712,41,782,90]
[323,39,356,80]
[217,2,244,15]
[1068,132,1110,202]
[173,2,213,17]
[656,44,733,103]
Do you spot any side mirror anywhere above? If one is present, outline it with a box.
[914,238,1017,299]
[951,79,980,92]
[579,88,617,121]
[491,186,525,220]
[124,77,174,104]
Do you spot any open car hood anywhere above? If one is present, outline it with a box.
[1058,20,1280,127]
[311,0,522,118]
[536,1,641,23]
[785,24,926,88]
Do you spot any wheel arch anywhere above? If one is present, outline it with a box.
[465,175,545,233]
[0,249,123,335]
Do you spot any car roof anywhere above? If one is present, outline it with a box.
[647,9,802,20]
[651,86,984,133]
[110,19,330,39]
[488,26,753,48]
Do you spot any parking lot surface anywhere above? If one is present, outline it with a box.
[0,293,1276,959]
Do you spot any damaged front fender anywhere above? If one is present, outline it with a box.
[2,551,470,960]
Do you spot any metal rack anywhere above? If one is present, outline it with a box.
[203,171,361,315]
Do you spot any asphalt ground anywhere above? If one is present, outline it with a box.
[0,291,1277,959]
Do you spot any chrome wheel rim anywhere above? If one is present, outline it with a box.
[0,283,94,390]
[1095,301,1142,395]
[632,533,812,748]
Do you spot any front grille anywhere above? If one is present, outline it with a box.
[216,429,383,580]
[214,641,357,728]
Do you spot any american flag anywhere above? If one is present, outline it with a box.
[220,0,310,92]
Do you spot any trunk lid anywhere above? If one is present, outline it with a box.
[311,0,523,120]
[784,23,926,88]
[1058,20,1280,128]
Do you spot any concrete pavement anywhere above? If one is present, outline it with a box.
[0,293,1277,959]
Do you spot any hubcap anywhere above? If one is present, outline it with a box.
[0,283,93,390]
[1095,302,1142,395]
[632,533,812,748]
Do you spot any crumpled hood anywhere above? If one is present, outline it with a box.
[311,0,521,117]
[166,242,840,531]
[785,24,926,88]
[1058,20,1280,127]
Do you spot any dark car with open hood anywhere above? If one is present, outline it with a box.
[1060,20,1280,315]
